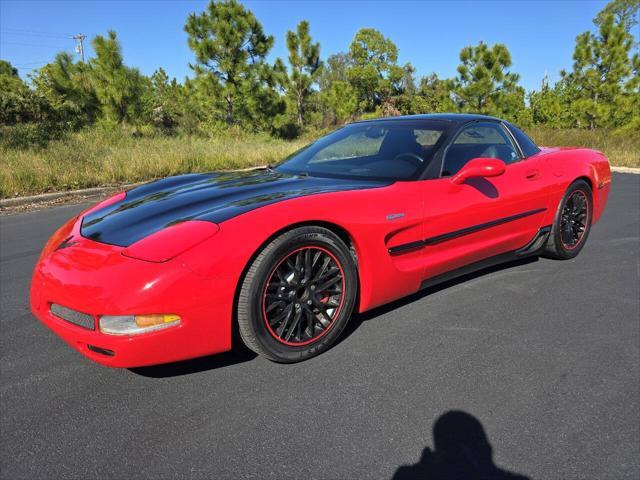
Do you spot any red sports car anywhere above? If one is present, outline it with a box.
[30,114,611,367]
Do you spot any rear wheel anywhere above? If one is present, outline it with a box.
[543,180,593,260]
[237,226,357,362]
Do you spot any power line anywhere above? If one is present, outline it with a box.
[1,41,72,49]
[2,29,89,62]
[12,61,49,66]
[2,28,73,39]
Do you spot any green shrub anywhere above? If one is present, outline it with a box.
[0,123,68,149]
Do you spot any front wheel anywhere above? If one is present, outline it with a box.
[237,226,358,362]
[543,179,593,260]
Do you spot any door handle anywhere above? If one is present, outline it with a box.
[525,169,540,180]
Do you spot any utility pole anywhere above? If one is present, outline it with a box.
[73,33,86,62]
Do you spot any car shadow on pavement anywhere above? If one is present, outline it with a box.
[392,410,530,480]
[128,346,257,378]
[339,256,540,345]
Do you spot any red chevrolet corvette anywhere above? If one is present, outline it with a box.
[31,114,611,367]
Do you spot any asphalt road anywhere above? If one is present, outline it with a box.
[1,173,638,480]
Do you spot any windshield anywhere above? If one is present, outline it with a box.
[275,120,449,180]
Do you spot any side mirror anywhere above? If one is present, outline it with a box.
[451,157,506,185]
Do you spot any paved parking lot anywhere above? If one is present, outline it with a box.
[1,172,638,479]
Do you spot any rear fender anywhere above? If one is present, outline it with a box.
[538,148,611,225]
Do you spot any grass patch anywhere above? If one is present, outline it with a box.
[1,126,637,198]
[526,127,640,168]
[0,128,307,198]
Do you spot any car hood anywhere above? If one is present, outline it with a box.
[80,169,389,247]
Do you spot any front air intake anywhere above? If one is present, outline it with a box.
[50,303,95,330]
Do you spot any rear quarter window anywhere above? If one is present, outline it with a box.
[506,123,540,157]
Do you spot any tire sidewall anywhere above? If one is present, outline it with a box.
[244,229,357,362]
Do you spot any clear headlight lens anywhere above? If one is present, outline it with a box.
[99,314,181,335]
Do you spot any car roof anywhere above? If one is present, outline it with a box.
[350,113,503,125]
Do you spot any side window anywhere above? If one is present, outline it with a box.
[442,123,520,176]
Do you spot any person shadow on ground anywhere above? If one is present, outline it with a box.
[392,410,530,480]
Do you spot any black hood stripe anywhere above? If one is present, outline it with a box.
[81,170,390,247]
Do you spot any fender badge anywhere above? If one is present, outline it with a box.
[386,213,405,221]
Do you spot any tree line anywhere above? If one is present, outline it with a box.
[0,0,637,147]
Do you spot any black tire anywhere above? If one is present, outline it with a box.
[237,226,358,362]
[543,179,593,260]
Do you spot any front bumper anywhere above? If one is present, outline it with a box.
[30,234,235,368]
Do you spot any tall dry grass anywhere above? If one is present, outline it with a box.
[526,127,640,168]
[1,126,638,198]
[1,128,306,198]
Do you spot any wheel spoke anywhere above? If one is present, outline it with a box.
[311,250,322,272]
[272,303,293,328]
[275,305,295,336]
[275,269,288,283]
[295,251,303,277]
[311,256,331,283]
[284,308,303,341]
[315,266,339,282]
[304,249,312,282]
[304,307,315,340]
[266,300,285,313]
[316,273,342,292]
[316,306,332,328]
[325,298,340,308]
[262,246,345,345]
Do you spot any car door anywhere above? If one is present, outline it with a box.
[417,121,548,280]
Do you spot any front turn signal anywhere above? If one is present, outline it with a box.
[99,314,181,335]
[135,314,181,328]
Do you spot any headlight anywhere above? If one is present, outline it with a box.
[121,220,219,263]
[39,215,78,260]
[99,314,181,335]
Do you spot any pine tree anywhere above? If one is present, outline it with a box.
[90,31,145,124]
[564,13,635,129]
[414,74,456,113]
[529,83,564,128]
[148,68,183,133]
[184,0,274,126]
[452,42,521,117]
[613,47,640,133]
[315,53,357,125]
[32,52,99,125]
[0,60,26,94]
[594,0,639,31]
[283,20,321,128]
[347,28,404,113]
[319,80,358,125]
[317,53,351,91]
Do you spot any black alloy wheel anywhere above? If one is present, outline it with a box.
[559,189,589,250]
[262,246,345,346]
[237,226,357,362]
[544,179,593,260]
